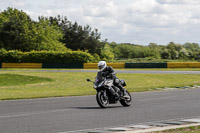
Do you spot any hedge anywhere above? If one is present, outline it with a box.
[0,50,97,63]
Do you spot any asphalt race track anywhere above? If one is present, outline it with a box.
[0,87,200,133]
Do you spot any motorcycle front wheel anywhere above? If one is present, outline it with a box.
[96,90,109,108]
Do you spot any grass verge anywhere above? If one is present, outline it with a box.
[152,125,200,133]
[1,70,200,100]
[0,74,53,86]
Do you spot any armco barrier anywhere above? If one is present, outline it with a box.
[84,63,125,69]
[84,63,98,69]
[2,63,42,68]
[125,63,167,68]
[42,63,83,68]
[167,62,200,68]
[107,63,125,69]
[1,62,200,69]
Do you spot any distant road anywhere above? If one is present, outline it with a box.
[1,69,200,74]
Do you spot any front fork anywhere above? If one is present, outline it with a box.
[103,89,107,98]
[107,86,116,95]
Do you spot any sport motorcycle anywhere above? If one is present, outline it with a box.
[87,71,131,108]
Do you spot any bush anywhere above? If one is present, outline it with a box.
[0,50,97,63]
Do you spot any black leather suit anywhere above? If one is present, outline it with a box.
[101,66,126,95]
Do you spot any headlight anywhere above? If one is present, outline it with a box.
[98,82,103,88]
[115,78,120,84]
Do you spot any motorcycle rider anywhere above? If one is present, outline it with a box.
[97,61,128,98]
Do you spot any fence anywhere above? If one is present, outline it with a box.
[0,62,200,69]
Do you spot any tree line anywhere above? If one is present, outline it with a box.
[0,8,104,52]
[0,7,200,62]
[107,42,200,61]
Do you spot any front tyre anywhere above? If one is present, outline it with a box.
[96,90,109,108]
[120,90,132,107]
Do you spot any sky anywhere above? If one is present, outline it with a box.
[1,0,200,45]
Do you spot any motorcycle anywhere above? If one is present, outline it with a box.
[86,72,131,108]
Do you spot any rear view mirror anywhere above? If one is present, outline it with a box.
[87,79,91,82]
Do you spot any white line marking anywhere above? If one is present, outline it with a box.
[0,109,74,119]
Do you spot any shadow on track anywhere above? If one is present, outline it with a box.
[71,106,123,110]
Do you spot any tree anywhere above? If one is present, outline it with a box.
[161,48,170,59]
[166,42,179,59]
[100,43,114,61]
[113,44,133,59]
[146,43,161,59]
[46,16,103,55]
[33,17,67,51]
[179,47,189,59]
[129,45,142,58]
[0,7,33,50]
[184,43,200,51]
[184,43,200,59]
[0,8,67,51]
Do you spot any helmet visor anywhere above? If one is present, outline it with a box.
[98,65,104,70]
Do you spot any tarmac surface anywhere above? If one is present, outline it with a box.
[0,88,200,133]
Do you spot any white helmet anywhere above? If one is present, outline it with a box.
[98,61,107,71]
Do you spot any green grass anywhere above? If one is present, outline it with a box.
[1,70,200,100]
[153,125,200,133]
[120,73,200,92]
[0,74,53,86]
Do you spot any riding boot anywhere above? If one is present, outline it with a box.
[118,84,129,98]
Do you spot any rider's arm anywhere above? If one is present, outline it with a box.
[96,71,102,80]
[108,66,116,75]
[107,66,116,78]
[101,66,116,77]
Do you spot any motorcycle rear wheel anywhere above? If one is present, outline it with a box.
[120,90,132,107]
[96,90,109,108]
